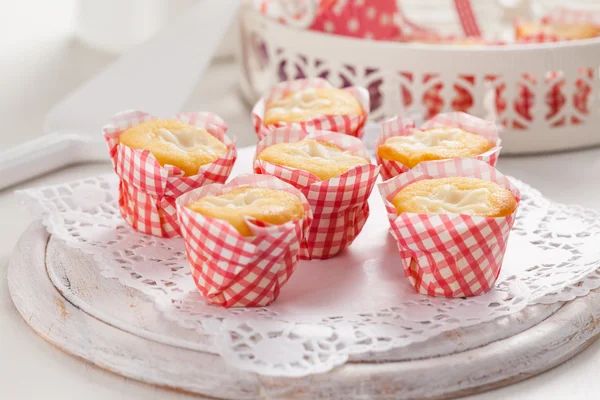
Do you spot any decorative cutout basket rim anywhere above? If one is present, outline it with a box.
[239,5,600,155]
[244,5,600,52]
[242,6,600,69]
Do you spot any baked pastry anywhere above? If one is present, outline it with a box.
[377,127,494,169]
[378,158,520,298]
[254,130,378,260]
[264,87,363,126]
[257,139,369,180]
[391,177,517,218]
[186,186,305,237]
[516,21,599,40]
[118,119,227,176]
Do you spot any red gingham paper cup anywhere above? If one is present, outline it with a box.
[176,174,313,308]
[378,158,521,298]
[103,110,237,238]
[254,126,380,260]
[252,78,370,140]
[375,112,501,181]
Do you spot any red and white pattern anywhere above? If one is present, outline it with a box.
[254,0,480,41]
[254,127,380,259]
[252,78,370,140]
[253,0,402,39]
[453,0,481,37]
[407,68,592,131]
[504,9,600,127]
[176,174,312,308]
[494,69,593,129]
[310,0,401,40]
[103,110,237,238]
[375,112,501,181]
[378,158,521,298]
[397,7,599,126]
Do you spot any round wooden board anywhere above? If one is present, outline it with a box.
[8,222,600,399]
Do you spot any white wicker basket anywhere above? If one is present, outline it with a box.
[238,5,600,154]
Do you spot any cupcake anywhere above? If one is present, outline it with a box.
[257,138,369,180]
[103,110,236,238]
[378,158,520,298]
[252,78,370,140]
[118,119,228,176]
[176,174,312,308]
[391,177,517,218]
[375,112,500,180]
[187,186,305,237]
[255,127,380,259]
[516,21,599,41]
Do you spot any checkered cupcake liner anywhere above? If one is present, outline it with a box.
[375,112,501,181]
[252,77,370,140]
[176,174,313,308]
[103,110,237,238]
[254,127,380,259]
[378,158,521,298]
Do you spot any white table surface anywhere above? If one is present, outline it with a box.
[3,2,600,399]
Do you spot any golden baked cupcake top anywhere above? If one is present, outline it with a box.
[392,177,517,218]
[118,119,227,176]
[257,139,369,180]
[378,127,494,169]
[516,21,599,40]
[187,186,305,237]
[264,87,363,125]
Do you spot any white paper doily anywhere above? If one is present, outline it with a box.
[18,169,600,377]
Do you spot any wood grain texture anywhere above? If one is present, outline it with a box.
[8,222,600,399]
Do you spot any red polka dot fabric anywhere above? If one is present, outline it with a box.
[310,0,400,40]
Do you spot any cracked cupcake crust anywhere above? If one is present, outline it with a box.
[186,186,305,237]
[118,119,227,176]
[377,127,494,169]
[257,139,369,180]
[392,177,517,218]
[264,87,363,125]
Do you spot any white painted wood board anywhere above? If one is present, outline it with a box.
[8,222,600,399]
